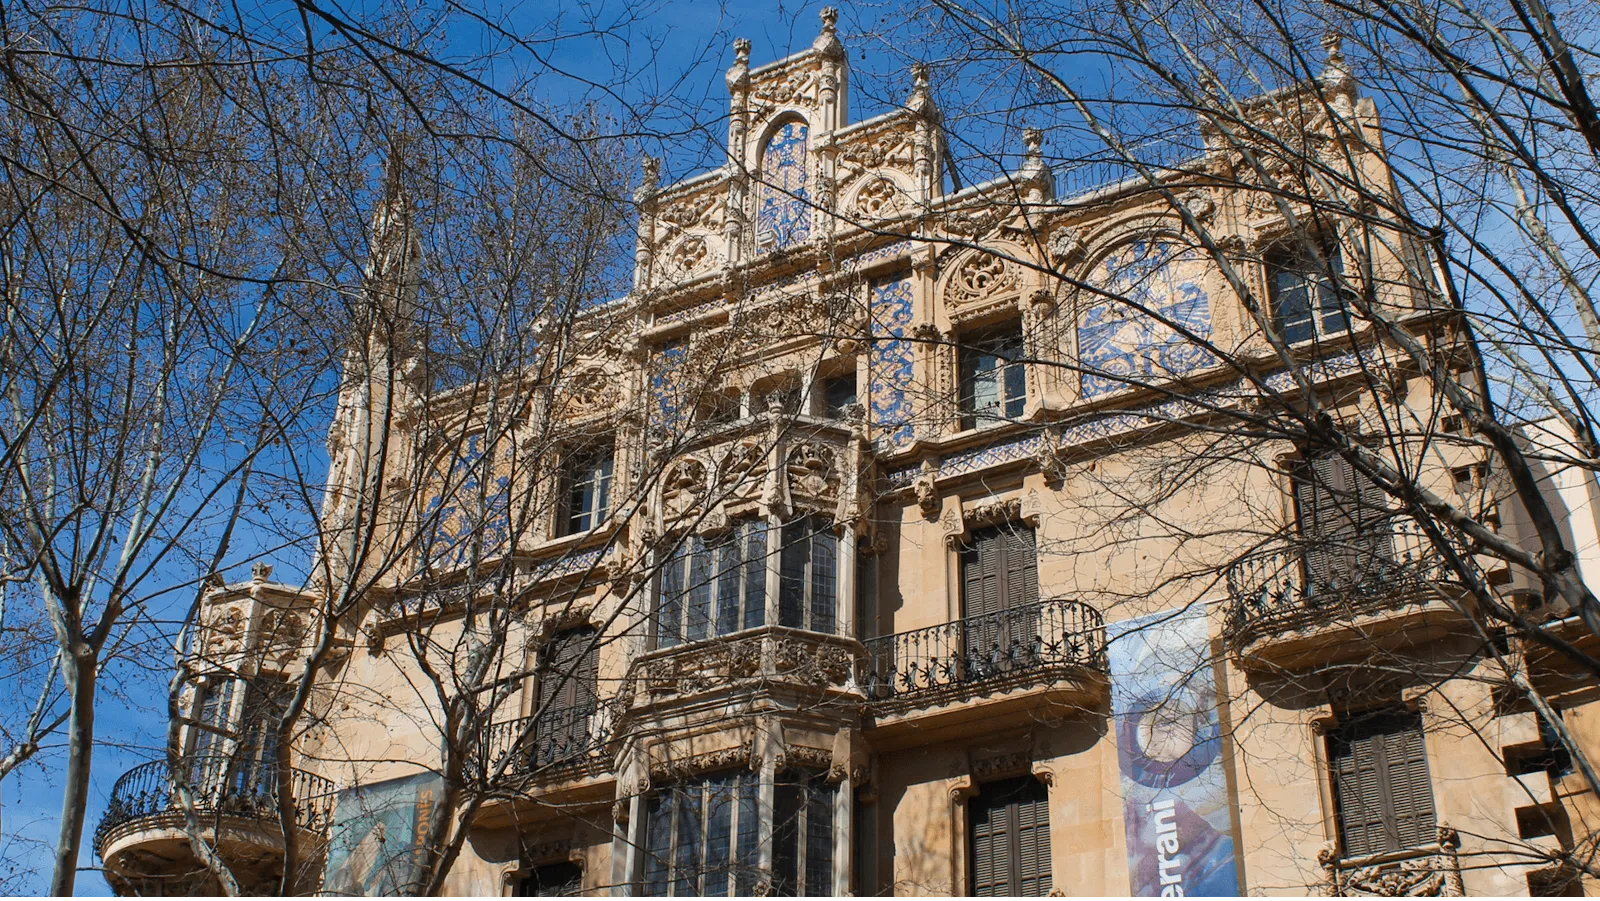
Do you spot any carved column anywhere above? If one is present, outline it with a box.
[837,523,858,638]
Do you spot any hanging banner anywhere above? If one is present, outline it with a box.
[322,771,443,896]
[1108,604,1240,897]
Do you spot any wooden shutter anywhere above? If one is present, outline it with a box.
[962,529,1004,618]
[1328,709,1436,858]
[1297,452,1394,594]
[970,776,1052,896]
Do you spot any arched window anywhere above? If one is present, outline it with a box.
[756,120,811,252]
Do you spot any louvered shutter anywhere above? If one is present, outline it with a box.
[1329,710,1435,858]
[963,529,1003,618]
[970,776,1052,896]
[1000,527,1040,656]
[1015,780,1052,896]
[1299,452,1395,596]
[537,628,598,764]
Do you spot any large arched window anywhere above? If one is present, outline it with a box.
[755,120,811,252]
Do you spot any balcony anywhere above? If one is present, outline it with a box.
[95,756,334,895]
[862,599,1108,745]
[480,706,611,781]
[1224,519,1469,671]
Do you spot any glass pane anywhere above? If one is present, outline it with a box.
[744,523,767,630]
[658,549,684,648]
[686,538,712,642]
[643,794,672,896]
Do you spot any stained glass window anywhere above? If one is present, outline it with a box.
[756,121,811,252]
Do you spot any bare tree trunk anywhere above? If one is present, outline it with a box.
[50,643,96,896]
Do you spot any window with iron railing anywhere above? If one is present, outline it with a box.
[961,523,1041,649]
[1293,450,1395,593]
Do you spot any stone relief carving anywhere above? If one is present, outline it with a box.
[668,236,711,275]
[840,133,913,171]
[778,745,833,771]
[562,367,620,420]
[964,496,1023,529]
[258,608,307,665]
[912,459,940,518]
[851,176,905,218]
[1317,826,1464,897]
[661,457,708,518]
[772,637,854,686]
[719,440,770,492]
[659,192,724,230]
[211,606,247,655]
[649,746,751,782]
[785,443,838,500]
[948,251,1015,306]
[971,750,1030,781]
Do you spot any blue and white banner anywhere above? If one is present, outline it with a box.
[1108,604,1240,896]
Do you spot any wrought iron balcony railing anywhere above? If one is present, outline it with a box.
[862,599,1107,703]
[480,706,610,779]
[95,756,335,856]
[1223,518,1461,648]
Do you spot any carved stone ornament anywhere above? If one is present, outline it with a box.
[940,502,965,547]
[668,236,711,275]
[852,176,904,218]
[259,608,307,665]
[913,459,940,518]
[772,637,854,686]
[964,496,1023,529]
[522,839,574,864]
[947,251,1015,307]
[659,192,723,230]
[649,746,751,782]
[971,750,1030,781]
[719,441,770,492]
[942,206,1007,239]
[642,635,764,696]
[840,131,913,171]
[786,443,838,500]
[1183,188,1216,220]
[1318,825,1465,897]
[751,66,821,114]
[563,367,619,419]
[211,606,247,655]
[1049,227,1086,268]
[662,457,708,518]
[780,745,833,772]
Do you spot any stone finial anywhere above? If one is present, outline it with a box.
[251,562,274,583]
[907,62,936,117]
[1320,32,1356,102]
[635,156,660,205]
[1024,127,1044,161]
[813,7,844,59]
[727,37,751,92]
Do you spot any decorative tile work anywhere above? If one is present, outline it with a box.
[1078,241,1215,399]
[868,273,916,447]
[756,121,811,252]
[534,546,606,582]
[842,239,916,271]
[421,433,512,570]
[658,299,723,326]
[883,349,1371,487]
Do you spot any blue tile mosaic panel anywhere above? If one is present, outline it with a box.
[756,121,811,252]
[650,340,690,434]
[421,432,512,569]
[868,273,916,447]
[1078,241,1215,399]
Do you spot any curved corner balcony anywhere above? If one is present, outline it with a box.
[862,599,1108,745]
[95,757,334,896]
[1223,521,1470,671]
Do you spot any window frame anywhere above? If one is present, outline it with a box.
[641,769,764,897]
[968,774,1053,896]
[1267,241,1351,345]
[778,515,839,635]
[655,520,770,649]
[558,439,615,537]
[957,323,1027,430]
[1325,707,1438,859]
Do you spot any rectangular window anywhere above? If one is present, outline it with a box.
[970,776,1052,896]
[233,674,291,798]
[657,520,769,648]
[773,768,835,896]
[516,862,583,897]
[1327,708,1437,858]
[821,373,858,418]
[1294,450,1394,594]
[958,324,1027,430]
[778,515,838,634]
[533,627,599,766]
[642,770,763,897]
[1269,244,1349,345]
[560,441,614,536]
